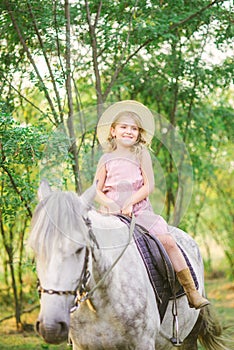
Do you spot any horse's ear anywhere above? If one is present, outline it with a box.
[38,179,52,201]
[80,182,96,208]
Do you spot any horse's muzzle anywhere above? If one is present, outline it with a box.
[36,320,69,344]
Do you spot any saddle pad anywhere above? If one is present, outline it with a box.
[117,215,199,322]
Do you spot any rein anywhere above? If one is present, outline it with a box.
[37,213,136,313]
[80,214,136,302]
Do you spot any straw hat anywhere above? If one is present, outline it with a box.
[97,100,155,146]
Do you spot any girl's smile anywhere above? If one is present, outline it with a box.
[111,117,139,147]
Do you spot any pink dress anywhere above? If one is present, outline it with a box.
[101,154,168,235]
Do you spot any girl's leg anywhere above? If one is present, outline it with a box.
[138,212,209,309]
[156,234,187,272]
[156,234,210,309]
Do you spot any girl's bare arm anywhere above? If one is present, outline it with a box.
[94,156,121,213]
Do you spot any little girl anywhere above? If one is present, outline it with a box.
[95,100,209,309]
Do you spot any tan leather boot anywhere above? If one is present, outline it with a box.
[176,268,210,309]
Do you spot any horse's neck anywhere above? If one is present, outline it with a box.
[87,211,132,288]
[88,211,131,252]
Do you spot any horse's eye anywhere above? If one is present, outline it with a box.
[75,247,83,255]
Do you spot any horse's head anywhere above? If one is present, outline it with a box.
[29,180,96,344]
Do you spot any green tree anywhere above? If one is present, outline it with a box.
[0,107,46,328]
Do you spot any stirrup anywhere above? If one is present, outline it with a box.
[170,337,183,347]
[170,312,183,347]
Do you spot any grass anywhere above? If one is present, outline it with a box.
[0,311,68,350]
[0,278,233,349]
[198,277,234,350]
[0,336,68,350]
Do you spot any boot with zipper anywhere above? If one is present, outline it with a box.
[176,267,210,309]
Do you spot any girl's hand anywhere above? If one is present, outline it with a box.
[121,203,133,217]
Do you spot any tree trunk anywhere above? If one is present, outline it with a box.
[65,0,82,194]
[9,250,21,329]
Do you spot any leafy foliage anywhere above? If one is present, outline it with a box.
[0,104,47,327]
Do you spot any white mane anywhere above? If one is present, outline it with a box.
[29,190,86,262]
[29,190,131,262]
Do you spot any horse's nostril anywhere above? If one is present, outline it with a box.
[58,321,68,334]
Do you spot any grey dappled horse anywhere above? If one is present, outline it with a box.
[29,180,226,350]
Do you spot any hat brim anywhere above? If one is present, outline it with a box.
[97,100,155,146]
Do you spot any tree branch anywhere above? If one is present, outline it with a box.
[26,1,64,122]
[169,0,224,31]
[65,0,82,194]
[5,0,59,125]
[85,0,103,109]
[0,73,53,121]
[103,0,225,99]
[0,304,39,324]
[183,25,210,144]
[0,165,32,217]
[103,0,139,101]
[53,0,66,81]
[94,0,102,28]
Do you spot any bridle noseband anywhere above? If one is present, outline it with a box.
[37,285,77,297]
[37,245,92,313]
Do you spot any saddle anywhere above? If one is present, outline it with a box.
[118,215,199,322]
